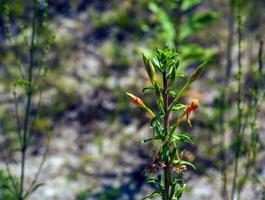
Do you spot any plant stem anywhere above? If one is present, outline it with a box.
[220,0,235,198]
[231,1,242,199]
[19,2,37,199]
[163,71,170,200]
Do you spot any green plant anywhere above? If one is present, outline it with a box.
[0,170,16,200]
[218,0,236,198]
[215,1,265,199]
[126,47,206,200]
[0,1,53,200]
[147,0,217,62]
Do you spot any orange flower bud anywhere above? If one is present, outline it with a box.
[184,99,199,127]
[126,92,144,107]
[126,92,155,117]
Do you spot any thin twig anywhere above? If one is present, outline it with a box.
[231,0,243,199]
[19,1,38,199]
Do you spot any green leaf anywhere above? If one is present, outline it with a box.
[140,138,153,144]
[169,98,187,111]
[182,0,201,10]
[167,89,177,97]
[166,65,174,79]
[142,86,155,93]
[174,182,186,199]
[173,160,196,170]
[14,80,31,88]
[142,191,161,200]
[140,135,163,144]
[193,11,219,25]
[152,59,162,73]
[154,82,164,110]
[150,111,164,128]
[153,124,164,138]
[172,133,193,144]
[146,177,157,184]
[176,72,185,77]
[171,104,186,111]
[180,44,213,61]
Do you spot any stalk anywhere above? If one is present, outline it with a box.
[237,40,263,200]
[220,0,235,198]
[231,1,243,199]
[163,71,170,200]
[19,1,37,199]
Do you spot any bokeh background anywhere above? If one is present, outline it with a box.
[0,0,265,199]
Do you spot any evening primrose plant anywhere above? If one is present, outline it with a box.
[126,47,206,200]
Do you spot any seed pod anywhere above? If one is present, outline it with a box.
[188,61,207,84]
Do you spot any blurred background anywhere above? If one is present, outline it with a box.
[0,0,265,199]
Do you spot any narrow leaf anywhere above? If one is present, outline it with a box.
[142,86,155,93]
[150,111,164,128]
[171,104,186,111]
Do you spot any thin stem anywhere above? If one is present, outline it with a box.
[162,71,170,200]
[237,40,263,198]
[253,40,263,168]
[168,82,189,112]
[19,1,37,199]
[250,40,263,198]
[14,89,22,146]
[24,132,50,199]
[220,1,235,197]
[231,1,242,199]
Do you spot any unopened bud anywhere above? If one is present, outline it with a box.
[188,61,207,84]
[142,53,156,84]
[126,92,154,117]
[126,92,144,107]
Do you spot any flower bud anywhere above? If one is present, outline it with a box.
[126,92,144,107]
[126,92,154,117]
[188,61,207,84]
[142,53,156,84]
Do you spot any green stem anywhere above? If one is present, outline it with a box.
[231,1,242,199]
[168,82,189,112]
[19,1,37,199]
[220,3,235,196]
[163,71,170,200]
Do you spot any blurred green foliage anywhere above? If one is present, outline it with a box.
[0,170,16,200]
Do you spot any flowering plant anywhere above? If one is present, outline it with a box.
[127,47,206,200]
